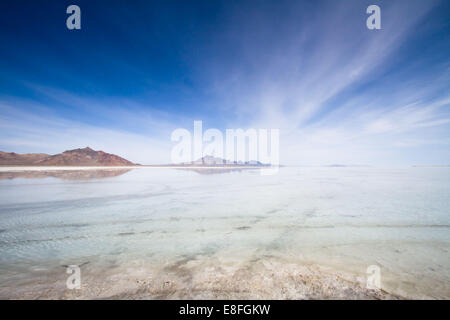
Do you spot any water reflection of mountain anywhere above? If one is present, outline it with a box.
[0,169,132,180]
[177,167,258,175]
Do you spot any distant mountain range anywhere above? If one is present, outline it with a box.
[0,147,134,166]
[0,148,270,167]
[178,155,269,167]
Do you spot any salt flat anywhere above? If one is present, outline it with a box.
[0,167,449,299]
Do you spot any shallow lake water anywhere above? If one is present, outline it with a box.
[0,167,449,299]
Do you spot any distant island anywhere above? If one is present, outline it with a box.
[172,155,270,167]
[0,147,134,166]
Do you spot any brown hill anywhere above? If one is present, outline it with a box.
[0,151,50,165]
[0,147,134,166]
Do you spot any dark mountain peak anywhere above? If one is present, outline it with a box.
[64,147,94,153]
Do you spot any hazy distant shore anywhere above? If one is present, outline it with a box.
[0,165,268,171]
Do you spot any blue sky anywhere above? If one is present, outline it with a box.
[0,0,449,165]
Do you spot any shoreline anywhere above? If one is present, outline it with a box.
[0,257,402,300]
[0,165,448,172]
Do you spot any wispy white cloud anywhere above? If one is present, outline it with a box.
[192,0,450,165]
[0,99,174,164]
[1,0,449,166]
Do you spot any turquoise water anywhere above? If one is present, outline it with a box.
[0,167,449,299]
